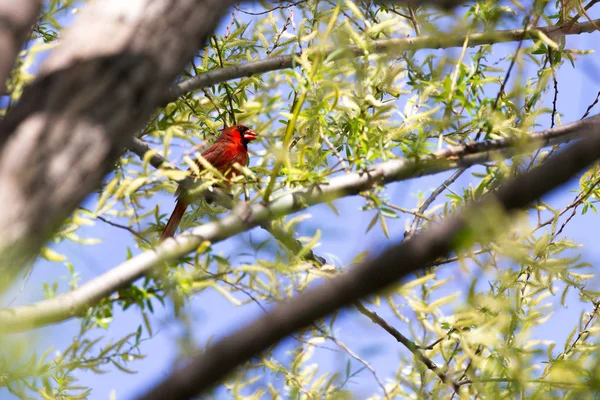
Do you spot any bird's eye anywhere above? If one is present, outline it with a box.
[238,125,248,132]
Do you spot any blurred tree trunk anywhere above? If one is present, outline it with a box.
[0,0,232,287]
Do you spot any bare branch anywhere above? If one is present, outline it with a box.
[1,115,597,333]
[324,331,391,399]
[0,0,233,285]
[354,302,459,390]
[169,19,600,102]
[0,0,41,93]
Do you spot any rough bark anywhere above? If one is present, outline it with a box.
[0,0,41,92]
[0,0,232,287]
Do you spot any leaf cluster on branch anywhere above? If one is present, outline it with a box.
[1,0,600,399]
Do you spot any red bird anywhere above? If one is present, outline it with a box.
[160,124,257,240]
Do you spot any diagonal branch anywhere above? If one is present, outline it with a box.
[0,0,595,296]
[132,136,461,389]
[0,0,41,93]
[137,121,600,400]
[354,302,459,391]
[167,18,600,102]
[132,136,460,391]
[0,114,597,333]
[133,138,456,389]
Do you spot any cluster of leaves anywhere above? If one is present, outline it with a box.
[0,324,145,399]
[2,0,600,398]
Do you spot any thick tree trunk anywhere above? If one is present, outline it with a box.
[0,0,232,288]
[0,0,41,93]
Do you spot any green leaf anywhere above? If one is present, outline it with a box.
[40,247,67,262]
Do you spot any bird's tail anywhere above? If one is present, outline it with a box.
[160,199,188,241]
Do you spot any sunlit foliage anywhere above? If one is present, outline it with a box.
[2,0,600,398]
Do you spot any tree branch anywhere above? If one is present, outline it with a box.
[0,0,41,93]
[1,114,597,333]
[133,138,461,390]
[137,121,600,400]
[134,135,458,392]
[354,302,459,390]
[168,18,600,102]
[0,0,233,286]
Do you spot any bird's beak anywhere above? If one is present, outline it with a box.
[244,130,257,141]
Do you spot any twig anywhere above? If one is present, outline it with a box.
[211,36,237,126]
[581,89,600,120]
[420,329,456,350]
[321,132,350,172]
[354,302,459,391]
[387,8,410,20]
[96,215,150,244]
[325,332,391,399]
[558,301,600,359]
[268,12,293,55]
[224,8,238,38]
[201,89,228,128]
[534,174,600,232]
[405,169,463,239]
[450,345,483,398]
[382,201,431,220]
[570,0,600,24]
[235,0,309,16]
[408,6,420,35]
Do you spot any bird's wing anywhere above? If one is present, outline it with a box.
[200,142,247,177]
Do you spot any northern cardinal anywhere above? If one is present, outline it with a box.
[160,124,257,240]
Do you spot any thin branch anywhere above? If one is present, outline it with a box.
[1,114,598,333]
[167,19,600,103]
[324,332,391,399]
[450,345,483,398]
[322,132,350,172]
[96,215,150,244]
[405,169,463,238]
[234,0,309,16]
[549,48,559,129]
[581,89,600,120]
[534,174,600,232]
[382,201,431,219]
[408,6,421,36]
[354,302,459,391]
[210,36,237,125]
[267,11,293,55]
[557,301,600,360]
[139,107,600,400]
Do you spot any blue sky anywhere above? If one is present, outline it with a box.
[2,3,600,400]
